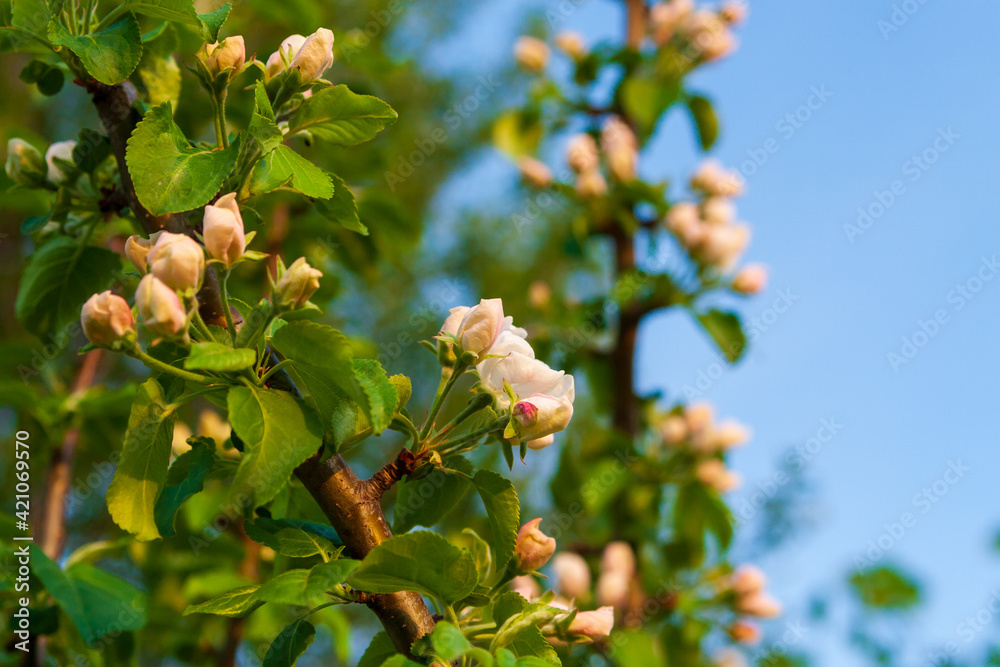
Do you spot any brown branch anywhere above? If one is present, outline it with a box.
[624,0,647,49]
[86,80,435,656]
[365,449,419,499]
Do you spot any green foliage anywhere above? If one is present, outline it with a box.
[393,457,473,533]
[106,379,177,541]
[263,619,316,667]
[126,102,241,214]
[346,531,478,604]
[183,585,264,618]
[686,94,719,151]
[249,145,335,199]
[472,469,520,572]
[245,517,342,559]
[48,15,142,85]
[183,341,256,371]
[19,58,63,95]
[154,436,217,537]
[15,237,119,338]
[850,566,922,610]
[695,308,747,363]
[287,85,398,145]
[255,560,358,606]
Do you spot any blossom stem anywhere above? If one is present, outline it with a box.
[130,348,213,385]
[433,416,510,454]
[219,269,237,345]
[418,362,468,442]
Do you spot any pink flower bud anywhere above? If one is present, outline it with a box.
[691,160,745,197]
[601,116,637,182]
[148,232,205,294]
[695,459,741,492]
[265,34,306,80]
[513,393,573,441]
[510,575,541,601]
[554,31,586,59]
[81,291,134,347]
[601,542,636,578]
[204,36,246,75]
[680,10,737,61]
[291,28,334,81]
[666,202,705,248]
[518,157,553,188]
[124,233,159,274]
[685,402,714,433]
[660,414,688,445]
[274,257,322,310]
[650,0,694,44]
[732,264,768,295]
[710,420,751,450]
[45,140,76,185]
[720,1,749,26]
[575,168,607,198]
[203,193,246,267]
[737,592,782,619]
[702,196,736,226]
[567,606,614,640]
[728,620,761,645]
[596,571,630,608]
[136,274,188,338]
[515,518,556,572]
[731,565,767,596]
[696,224,750,270]
[567,134,599,173]
[514,36,549,72]
[553,553,592,599]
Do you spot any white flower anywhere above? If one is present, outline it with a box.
[513,393,574,441]
[266,28,334,82]
[45,140,76,185]
[445,298,525,362]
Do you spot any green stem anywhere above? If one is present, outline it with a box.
[419,363,468,441]
[260,359,294,384]
[130,348,213,385]
[192,309,216,342]
[95,2,130,31]
[216,89,229,149]
[434,417,509,454]
[219,269,237,344]
[170,385,228,408]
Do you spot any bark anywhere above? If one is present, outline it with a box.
[85,80,435,655]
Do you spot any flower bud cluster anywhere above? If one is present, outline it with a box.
[650,1,742,62]
[729,564,782,622]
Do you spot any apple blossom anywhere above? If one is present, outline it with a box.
[291,28,335,81]
[666,201,705,248]
[510,575,541,601]
[478,342,573,411]
[567,133,599,173]
[554,31,586,59]
[685,402,714,433]
[265,34,306,80]
[518,156,553,188]
[203,36,246,76]
[136,274,189,338]
[514,36,549,72]
[660,414,688,445]
[148,232,206,294]
[274,257,323,310]
[601,541,636,578]
[696,223,750,269]
[731,565,767,596]
[203,193,246,267]
[680,10,737,61]
[446,298,518,362]
[601,115,637,182]
[728,620,761,645]
[696,459,741,492]
[514,518,556,572]
[5,138,46,186]
[691,159,745,197]
[553,552,592,599]
[732,263,768,294]
[736,592,782,618]
[567,606,614,640]
[527,434,555,450]
[596,570,630,608]
[650,0,693,44]
[720,1,749,26]
[45,140,76,185]
[512,393,573,441]
[710,420,751,450]
[702,196,736,226]
[81,291,135,348]
[575,169,608,198]
[714,648,750,667]
[124,234,160,274]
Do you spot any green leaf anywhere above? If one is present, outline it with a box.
[125,102,240,215]
[346,531,478,604]
[379,657,423,667]
[184,341,256,371]
[695,308,746,363]
[358,632,396,667]
[19,59,64,95]
[12,0,52,40]
[136,23,180,107]
[107,379,177,541]
[197,2,230,41]
[15,237,119,338]
[250,145,334,199]
[424,622,493,664]
[393,458,472,533]
[314,173,367,235]
[31,546,147,646]
[235,298,274,349]
[154,436,217,538]
[183,584,263,618]
[256,560,359,606]
[287,85,397,146]
[491,603,561,653]
[270,320,356,425]
[245,517,342,560]
[462,528,492,584]
[48,15,142,85]
[389,374,411,410]
[850,566,921,610]
[263,619,315,667]
[490,593,560,665]
[352,358,397,435]
[227,385,324,515]
[472,470,520,571]
[248,80,283,155]
[125,0,230,41]
[621,75,680,138]
[492,110,542,158]
[73,127,112,174]
[687,94,719,151]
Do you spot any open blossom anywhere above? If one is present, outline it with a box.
[136,274,188,338]
[478,334,574,411]
[5,138,46,186]
[274,257,322,309]
[518,157,553,188]
[203,193,246,267]
[553,553,592,599]
[554,31,586,59]
[567,134,599,173]
[81,291,135,347]
[514,36,549,72]
[650,0,693,43]
[266,28,334,81]
[733,263,768,294]
[601,116,637,182]
[203,36,246,75]
[45,140,76,185]
[567,606,614,640]
[441,298,518,361]
[148,232,205,294]
[680,10,737,61]
[515,519,557,572]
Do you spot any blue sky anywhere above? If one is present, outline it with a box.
[416,1,1000,663]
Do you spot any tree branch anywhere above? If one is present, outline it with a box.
[365,449,419,499]
[87,80,435,656]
